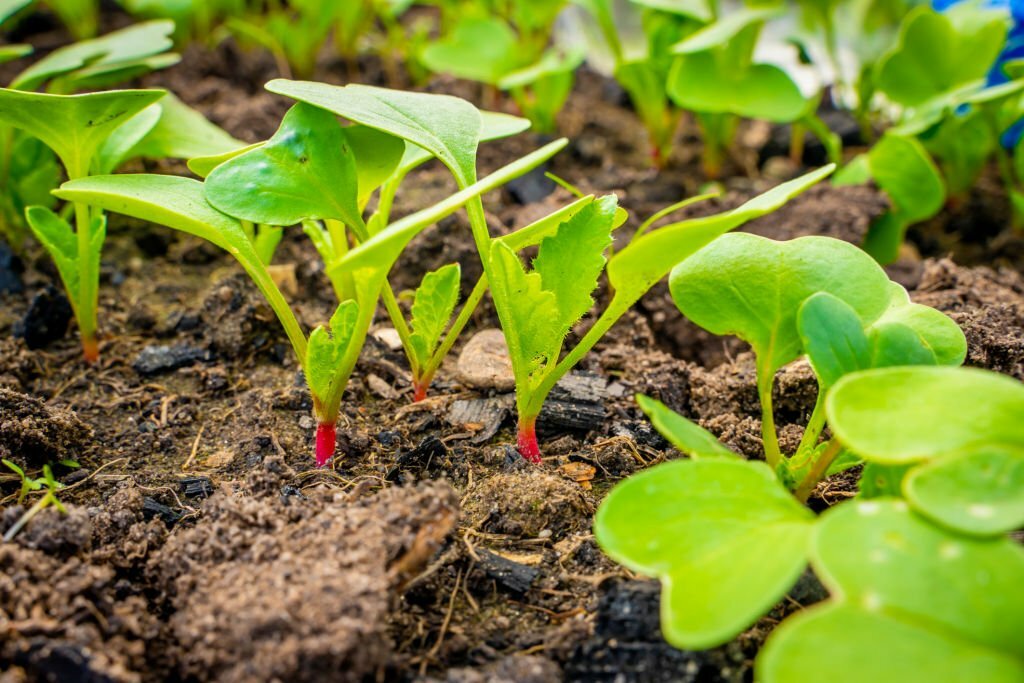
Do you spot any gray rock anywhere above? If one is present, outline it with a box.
[456,329,515,391]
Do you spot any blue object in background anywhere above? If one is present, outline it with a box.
[933,0,1024,146]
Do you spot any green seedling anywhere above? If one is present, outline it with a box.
[833,132,945,263]
[668,232,966,470]
[0,84,241,361]
[42,0,100,40]
[420,14,584,133]
[575,0,707,166]
[56,85,566,466]
[0,20,179,250]
[667,8,816,177]
[593,235,981,677]
[197,85,533,401]
[225,0,338,79]
[1,461,76,542]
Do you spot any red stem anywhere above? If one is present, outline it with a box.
[315,422,337,468]
[516,417,541,464]
[412,381,428,403]
[82,337,99,364]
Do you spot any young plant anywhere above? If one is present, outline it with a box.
[593,236,989,681]
[56,84,567,466]
[0,20,179,250]
[574,0,707,166]
[344,162,834,461]
[1,461,75,542]
[666,8,819,177]
[420,14,584,132]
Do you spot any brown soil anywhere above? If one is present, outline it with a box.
[3,9,1024,682]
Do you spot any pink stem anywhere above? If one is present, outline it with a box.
[412,381,428,403]
[516,418,541,464]
[315,422,336,468]
[82,336,99,364]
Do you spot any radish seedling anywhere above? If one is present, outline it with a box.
[593,235,981,676]
[55,94,566,465]
[1,461,75,542]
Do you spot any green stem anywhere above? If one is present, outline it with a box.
[795,389,827,460]
[381,281,414,351]
[418,273,489,387]
[74,200,98,362]
[794,439,842,503]
[757,361,782,468]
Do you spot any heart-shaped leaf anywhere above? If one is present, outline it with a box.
[876,7,1006,108]
[904,447,1024,536]
[595,459,815,649]
[759,501,1024,682]
[670,234,893,377]
[827,366,1024,464]
[266,80,483,187]
[205,102,363,229]
[0,88,165,177]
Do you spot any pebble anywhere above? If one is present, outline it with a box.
[298,415,315,430]
[133,343,212,376]
[456,329,515,391]
[371,326,403,351]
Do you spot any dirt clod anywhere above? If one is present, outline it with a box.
[0,389,91,468]
[463,469,593,540]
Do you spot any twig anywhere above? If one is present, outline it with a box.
[181,425,205,471]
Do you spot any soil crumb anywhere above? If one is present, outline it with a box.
[0,388,91,468]
[462,469,593,541]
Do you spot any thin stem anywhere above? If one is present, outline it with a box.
[419,273,489,387]
[795,389,827,460]
[3,493,52,542]
[757,362,782,468]
[794,439,842,503]
[73,200,98,363]
[381,281,414,352]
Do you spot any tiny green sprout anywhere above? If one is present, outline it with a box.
[225,0,340,79]
[667,8,812,177]
[2,463,73,543]
[56,83,565,467]
[400,263,463,402]
[593,236,997,680]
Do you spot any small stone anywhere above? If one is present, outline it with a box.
[456,329,515,391]
[13,285,72,349]
[133,344,212,376]
[366,373,399,399]
[371,327,403,351]
[298,415,315,430]
[266,263,298,297]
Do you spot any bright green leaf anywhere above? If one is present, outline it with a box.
[205,102,363,229]
[345,125,405,207]
[904,448,1024,536]
[420,16,520,85]
[408,263,461,370]
[668,54,806,122]
[759,500,1024,682]
[827,366,1024,464]
[595,459,815,649]
[306,300,359,402]
[126,93,244,162]
[797,292,872,388]
[636,394,739,458]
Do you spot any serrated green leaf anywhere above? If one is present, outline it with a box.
[595,459,814,649]
[636,394,738,458]
[904,447,1024,536]
[489,241,561,386]
[11,20,175,91]
[205,102,363,229]
[307,300,360,402]
[533,195,617,335]
[266,80,484,187]
[827,366,1024,464]
[608,165,833,308]
[0,88,166,178]
[408,263,461,370]
[759,500,1024,682]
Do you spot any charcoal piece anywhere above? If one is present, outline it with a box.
[537,399,606,432]
[142,497,181,525]
[133,344,212,375]
[13,284,72,349]
[505,163,556,205]
[446,395,514,445]
[0,241,23,294]
[475,548,538,594]
[385,435,448,482]
[179,476,214,499]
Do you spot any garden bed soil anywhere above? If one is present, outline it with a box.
[3,17,1024,683]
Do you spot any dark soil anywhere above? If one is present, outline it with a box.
[3,9,1024,682]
